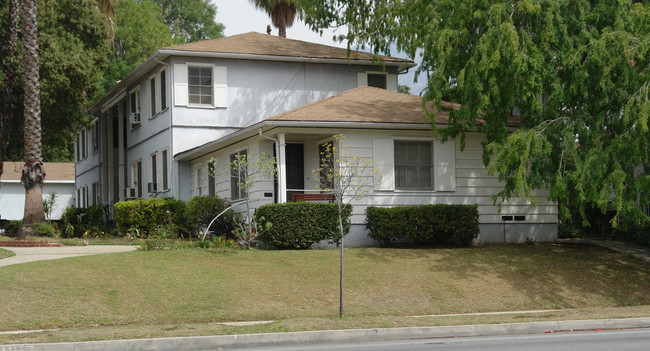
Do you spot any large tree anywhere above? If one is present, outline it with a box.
[250,0,298,38]
[151,0,224,42]
[20,0,46,228]
[0,0,111,163]
[301,0,650,228]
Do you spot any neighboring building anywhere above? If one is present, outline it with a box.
[0,162,75,221]
[77,32,413,221]
[175,87,558,245]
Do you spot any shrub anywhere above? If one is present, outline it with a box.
[114,198,187,238]
[185,196,236,238]
[613,224,650,247]
[365,204,480,247]
[256,202,352,249]
[60,205,105,238]
[6,220,22,235]
[35,222,56,237]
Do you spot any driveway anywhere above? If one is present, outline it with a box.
[0,245,137,268]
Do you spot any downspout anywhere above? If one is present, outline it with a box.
[258,128,283,203]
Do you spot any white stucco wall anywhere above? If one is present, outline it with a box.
[0,181,75,221]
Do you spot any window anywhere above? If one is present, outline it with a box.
[188,66,213,105]
[394,140,432,189]
[195,166,203,196]
[174,64,226,107]
[91,119,99,153]
[318,141,334,191]
[92,182,100,205]
[367,73,387,89]
[131,161,142,198]
[76,129,88,161]
[129,88,141,127]
[230,150,247,200]
[160,69,167,110]
[77,186,88,208]
[162,149,169,191]
[149,153,158,193]
[208,161,216,196]
[150,77,156,118]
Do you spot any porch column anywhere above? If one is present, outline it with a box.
[278,133,287,203]
[118,102,125,202]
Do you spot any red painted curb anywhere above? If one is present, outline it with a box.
[0,241,61,247]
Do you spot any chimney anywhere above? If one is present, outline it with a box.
[266,25,272,35]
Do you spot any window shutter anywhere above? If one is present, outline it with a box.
[373,138,395,190]
[387,74,397,91]
[155,72,161,113]
[174,64,188,106]
[213,66,227,108]
[357,72,368,87]
[434,139,456,191]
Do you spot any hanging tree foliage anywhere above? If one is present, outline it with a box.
[301,0,650,227]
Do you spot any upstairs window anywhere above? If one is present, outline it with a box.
[367,73,387,89]
[150,77,156,118]
[76,129,88,161]
[160,69,167,110]
[91,119,99,153]
[174,64,227,108]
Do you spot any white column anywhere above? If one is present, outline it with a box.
[278,133,287,203]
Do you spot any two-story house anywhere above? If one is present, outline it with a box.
[75,32,412,217]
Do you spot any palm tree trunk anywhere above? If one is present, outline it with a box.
[0,0,19,180]
[19,0,46,234]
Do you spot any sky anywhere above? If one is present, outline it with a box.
[211,1,426,94]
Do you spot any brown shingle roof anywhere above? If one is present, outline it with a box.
[163,32,411,64]
[0,162,74,182]
[268,86,460,125]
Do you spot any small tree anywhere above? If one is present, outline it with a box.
[313,134,381,317]
[226,151,277,249]
[42,191,59,224]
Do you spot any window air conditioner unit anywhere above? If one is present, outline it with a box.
[124,187,137,199]
[148,182,158,193]
[130,112,141,125]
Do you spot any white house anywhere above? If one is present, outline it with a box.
[175,87,558,245]
[76,32,413,220]
[0,162,75,221]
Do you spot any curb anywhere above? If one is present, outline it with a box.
[3,317,650,351]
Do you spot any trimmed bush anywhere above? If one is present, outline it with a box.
[365,204,480,247]
[114,198,187,237]
[256,202,352,249]
[185,196,235,238]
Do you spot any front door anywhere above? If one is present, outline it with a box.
[286,143,304,201]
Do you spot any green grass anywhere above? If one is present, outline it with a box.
[0,248,14,259]
[1,244,649,344]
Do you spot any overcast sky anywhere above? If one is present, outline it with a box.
[211,1,425,94]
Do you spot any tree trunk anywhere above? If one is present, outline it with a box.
[278,25,286,38]
[19,0,46,234]
[0,0,20,180]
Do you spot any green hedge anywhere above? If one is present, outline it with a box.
[114,198,187,237]
[365,204,480,247]
[184,196,235,238]
[256,202,352,249]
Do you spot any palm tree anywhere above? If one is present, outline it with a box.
[249,0,297,38]
[0,0,19,181]
[20,0,47,233]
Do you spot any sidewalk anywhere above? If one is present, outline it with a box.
[0,245,137,267]
[2,317,650,351]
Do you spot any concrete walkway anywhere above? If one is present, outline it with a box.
[0,245,137,267]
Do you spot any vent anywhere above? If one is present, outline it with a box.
[148,182,158,193]
[124,187,137,200]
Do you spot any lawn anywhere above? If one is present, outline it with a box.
[1,244,650,344]
[0,248,14,259]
